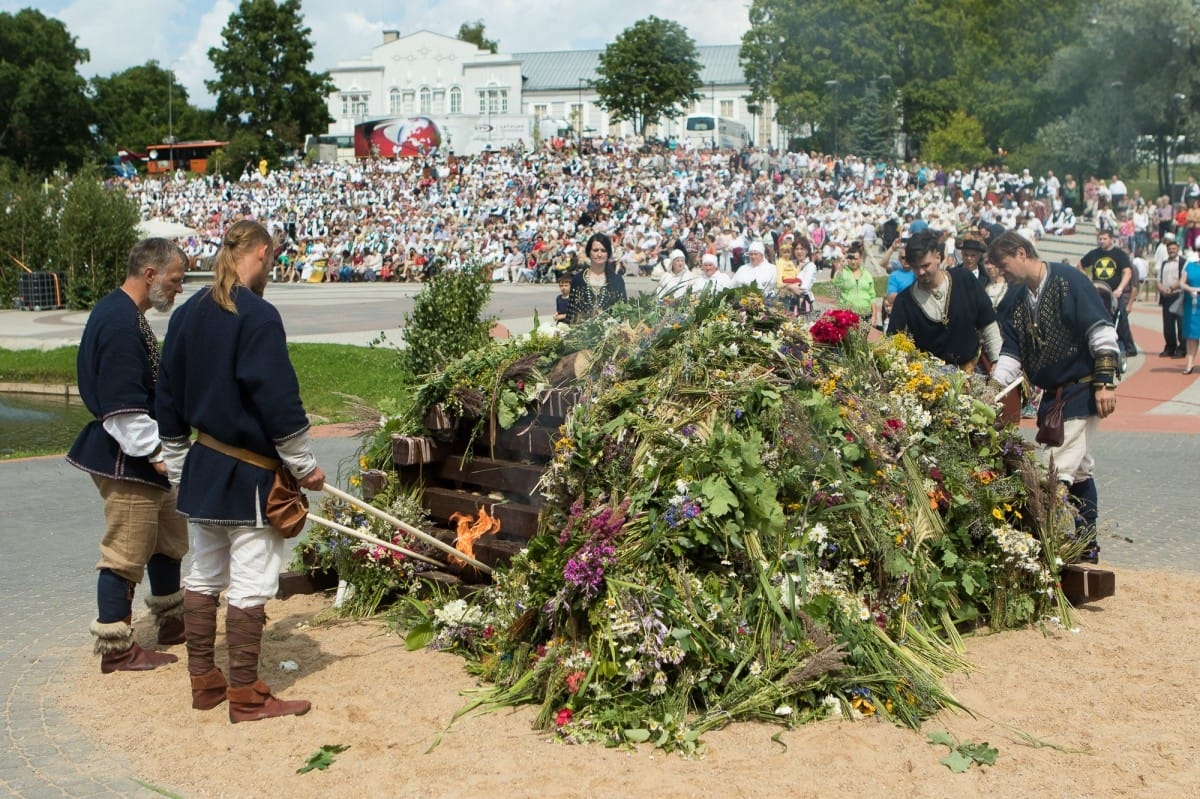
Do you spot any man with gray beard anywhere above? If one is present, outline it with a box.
[68,238,189,673]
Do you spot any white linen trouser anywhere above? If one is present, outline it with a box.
[184,523,284,609]
[1039,416,1097,484]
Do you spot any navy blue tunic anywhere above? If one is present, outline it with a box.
[156,286,310,525]
[999,262,1114,420]
[67,288,168,489]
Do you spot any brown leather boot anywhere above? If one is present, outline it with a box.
[146,589,186,645]
[227,680,311,723]
[183,590,220,673]
[225,604,310,723]
[91,618,178,674]
[190,667,229,710]
[184,590,225,708]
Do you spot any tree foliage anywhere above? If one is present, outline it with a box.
[740,0,1083,159]
[0,9,94,172]
[56,166,141,309]
[207,0,335,160]
[921,111,992,170]
[593,16,702,136]
[90,62,211,156]
[0,168,138,309]
[457,20,498,53]
[402,268,495,377]
[1037,0,1200,194]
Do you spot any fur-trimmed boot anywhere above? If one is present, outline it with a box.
[145,589,186,645]
[91,617,178,674]
[184,590,226,709]
[225,604,310,723]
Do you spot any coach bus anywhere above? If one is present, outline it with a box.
[681,115,751,150]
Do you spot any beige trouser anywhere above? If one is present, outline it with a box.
[93,476,189,584]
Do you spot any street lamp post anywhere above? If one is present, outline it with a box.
[877,74,893,160]
[824,79,839,158]
[577,78,584,151]
[167,68,174,171]
[1111,80,1124,164]
[1171,92,1187,195]
[711,81,717,148]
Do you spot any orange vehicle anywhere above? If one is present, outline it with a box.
[145,140,229,174]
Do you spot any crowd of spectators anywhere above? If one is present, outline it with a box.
[117,140,1198,292]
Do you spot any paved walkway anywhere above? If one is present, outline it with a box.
[1,224,1198,796]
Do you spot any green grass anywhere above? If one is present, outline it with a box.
[0,343,410,459]
[0,346,77,383]
[288,343,410,423]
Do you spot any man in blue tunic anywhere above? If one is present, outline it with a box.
[988,231,1119,563]
[68,238,189,672]
[158,219,325,722]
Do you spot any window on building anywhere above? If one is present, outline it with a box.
[402,90,415,114]
[389,89,402,115]
[720,99,734,118]
[341,92,368,118]
[419,87,432,114]
[533,104,547,121]
[449,86,462,114]
[477,87,508,116]
[432,89,445,115]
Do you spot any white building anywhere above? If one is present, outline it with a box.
[325,30,782,157]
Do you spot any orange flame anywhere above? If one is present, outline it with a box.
[449,506,501,566]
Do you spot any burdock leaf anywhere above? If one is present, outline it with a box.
[297,744,350,774]
[961,741,999,765]
[940,750,973,773]
[926,730,955,749]
[623,728,651,743]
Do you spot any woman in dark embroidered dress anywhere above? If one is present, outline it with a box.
[565,232,627,324]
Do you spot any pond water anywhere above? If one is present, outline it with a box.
[0,392,93,456]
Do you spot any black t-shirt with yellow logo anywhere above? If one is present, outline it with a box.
[1080,245,1133,293]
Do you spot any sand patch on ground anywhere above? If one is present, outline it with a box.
[59,567,1200,798]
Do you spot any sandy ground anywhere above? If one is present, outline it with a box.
[60,567,1200,799]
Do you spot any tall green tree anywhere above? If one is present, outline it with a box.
[1038,0,1200,194]
[457,20,498,53]
[0,9,94,172]
[90,62,211,156]
[740,0,1082,158]
[593,16,702,136]
[207,0,335,161]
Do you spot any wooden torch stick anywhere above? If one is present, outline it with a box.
[994,377,1023,404]
[305,512,445,569]
[322,483,494,574]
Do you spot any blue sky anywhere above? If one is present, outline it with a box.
[1,0,750,107]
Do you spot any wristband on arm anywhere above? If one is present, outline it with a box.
[1092,352,1119,389]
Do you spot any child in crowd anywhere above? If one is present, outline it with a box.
[553,276,572,324]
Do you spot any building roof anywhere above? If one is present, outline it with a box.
[515,44,744,91]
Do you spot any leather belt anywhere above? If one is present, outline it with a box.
[195,432,281,471]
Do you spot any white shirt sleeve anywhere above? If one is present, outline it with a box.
[276,430,319,480]
[991,354,1023,387]
[980,321,1003,364]
[102,413,161,459]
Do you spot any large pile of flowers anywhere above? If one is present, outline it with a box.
[359,290,1078,752]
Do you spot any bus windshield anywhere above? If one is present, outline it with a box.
[686,116,715,132]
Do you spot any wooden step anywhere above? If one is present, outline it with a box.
[1060,564,1116,605]
[423,486,541,541]
[435,456,544,506]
